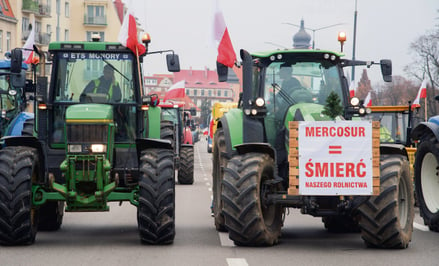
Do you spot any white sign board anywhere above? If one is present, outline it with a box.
[298,121,373,195]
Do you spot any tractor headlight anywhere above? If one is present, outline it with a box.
[90,144,106,153]
[255,97,265,107]
[68,145,82,153]
[350,97,360,106]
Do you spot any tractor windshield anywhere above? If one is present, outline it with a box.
[53,52,135,103]
[262,60,345,145]
[51,51,138,144]
[263,61,344,114]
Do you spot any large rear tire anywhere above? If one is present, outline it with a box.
[222,152,283,246]
[0,146,39,245]
[414,139,439,232]
[357,154,414,248]
[177,146,194,184]
[138,148,175,244]
[212,128,227,231]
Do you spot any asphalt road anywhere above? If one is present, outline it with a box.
[1,138,438,266]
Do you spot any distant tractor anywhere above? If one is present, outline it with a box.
[207,102,238,153]
[0,39,181,245]
[212,47,414,248]
[160,102,195,184]
[0,51,34,137]
[411,95,439,232]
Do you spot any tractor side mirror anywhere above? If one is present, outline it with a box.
[190,107,197,116]
[166,54,180,72]
[380,59,392,82]
[10,48,23,74]
[216,61,228,82]
[143,93,160,107]
[11,70,26,88]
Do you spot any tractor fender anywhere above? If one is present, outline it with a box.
[5,112,34,136]
[234,143,276,160]
[379,143,409,158]
[1,135,47,184]
[136,138,173,160]
[411,122,439,141]
[218,109,243,156]
[181,143,193,148]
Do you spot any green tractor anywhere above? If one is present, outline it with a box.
[159,102,195,184]
[0,40,180,245]
[212,48,414,248]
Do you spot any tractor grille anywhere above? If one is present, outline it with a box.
[67,124,108,143]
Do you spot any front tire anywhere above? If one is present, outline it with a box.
[222,152,283,246]
[38,202,64,231]
[357,154,414,248]
[138,148,175,244]
[212,128,227,231]
[0,146,39,245]
[414,139,439,231]
[177,146,194,184]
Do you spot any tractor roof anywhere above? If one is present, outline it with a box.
[0,60,28,70]
[48,41,131,53]
[251,49,344,59]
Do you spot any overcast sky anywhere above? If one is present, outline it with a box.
[129,0,438,84]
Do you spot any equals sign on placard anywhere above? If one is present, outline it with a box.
[328,145,342,154]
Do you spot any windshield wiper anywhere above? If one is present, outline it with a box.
[272,83,296,106]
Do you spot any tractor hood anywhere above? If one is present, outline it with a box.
[66,104,113,123]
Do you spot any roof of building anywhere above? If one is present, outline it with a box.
[173,68,230,89]
[0,0,16,21]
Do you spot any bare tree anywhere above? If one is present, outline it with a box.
[405,11,439,118]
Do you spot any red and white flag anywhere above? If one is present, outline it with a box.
[212,0,236,68]
[118,1,146,56]
[164,80,186,102]
[23,17,35,64]
[349,80,356,98]
[412,79,427,109]
[364,91,372,107]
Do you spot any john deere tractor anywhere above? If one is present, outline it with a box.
[212,48,414,248]
[0,40,180,245]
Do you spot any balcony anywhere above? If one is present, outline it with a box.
[22,0,51,17]
[84,16,107,26]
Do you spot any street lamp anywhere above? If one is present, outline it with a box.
[283,22,345,49]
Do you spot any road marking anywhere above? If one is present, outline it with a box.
[227,258,248,266]
[414,222,429,232]
[219,232,235,247]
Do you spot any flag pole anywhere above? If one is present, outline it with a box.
[135,45,143,97]
[425,97,427,122]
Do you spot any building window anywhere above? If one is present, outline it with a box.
[208,90,212,96]
[64,29,69,41]
[217,90,221,96]
[201,89,205,96]
[1,0,8,11]
[193,89,197,96]
[224,90,228,97]
[22,17,29,34]
[65,2,69,17]
[186,89,190,96]
[6,32,10,51]
[86,31,105,41]
[85,5,106,24]
[0,30,2,52]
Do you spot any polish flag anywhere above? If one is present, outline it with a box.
[23,18,35,64]
[164,80,186,102]
[412,79,427,109]
[349,80,356,98]
[212,0,236,68]
[364,91,372,107]
[118,2,146,56]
